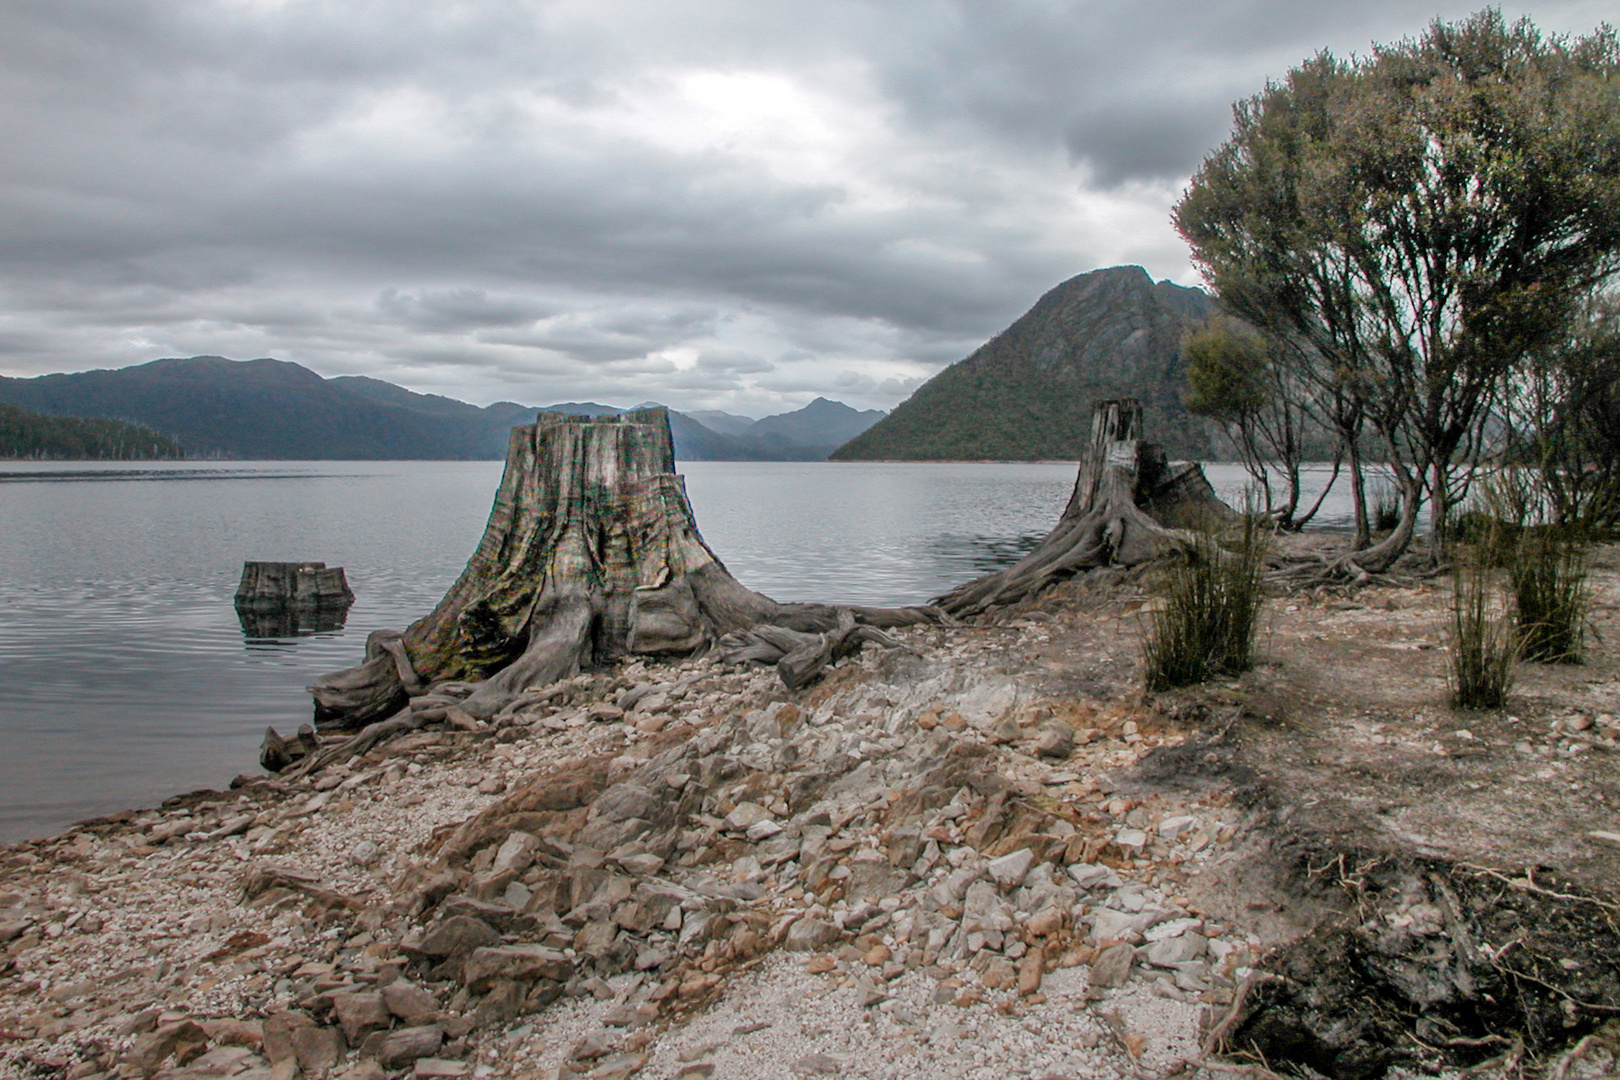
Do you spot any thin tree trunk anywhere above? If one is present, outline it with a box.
[1348,438,1370,549]
[1427,460,1449,566]
[1340,473,1421,577]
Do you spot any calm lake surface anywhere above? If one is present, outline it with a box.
[0,459,1350,842]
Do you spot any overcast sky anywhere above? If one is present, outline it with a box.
[1,2,1611,416]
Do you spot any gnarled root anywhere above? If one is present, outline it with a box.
[715,607,922,690]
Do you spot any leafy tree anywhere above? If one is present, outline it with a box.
[1182,315,1337,529]
[1506,292,1620,531]
[1174,11,1620,569]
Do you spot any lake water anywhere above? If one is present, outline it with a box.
[0,459,1351,842]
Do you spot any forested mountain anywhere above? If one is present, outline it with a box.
[0,356,879,461]
[0,402,181,460]
[832,266,1216,461]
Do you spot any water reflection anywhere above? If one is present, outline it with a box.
[923,533,1046,579]
[236,604,352,640]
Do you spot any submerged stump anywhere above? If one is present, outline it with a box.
[310,408,937,730]
[935,398,1236,616]
[235,561,354,610]
[234,561,354,637]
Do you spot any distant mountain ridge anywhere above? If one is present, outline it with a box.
[832,266,1216,461]
[0,357,883,461]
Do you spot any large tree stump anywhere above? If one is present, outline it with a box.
[934,398,1236,616]
[310,408,937,730]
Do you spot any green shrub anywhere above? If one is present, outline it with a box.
[1143,522,1268,691]
[1510,529,1590,663]
[1448,558,1517,709]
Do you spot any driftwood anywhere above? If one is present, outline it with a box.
[310,408,939,730]
[258,724,319,773]
[935,399,1237,616]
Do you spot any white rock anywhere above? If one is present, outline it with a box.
[986,849,1035,890]
[491,831,539,875]
[1157,815,1199,839]
[1067,863,1117,890]
[1144,917,1202,942]
[1090,908,1149,944]
[1114,828,1148,851]
[745,820,783,842]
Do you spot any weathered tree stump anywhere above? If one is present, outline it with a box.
[235,561,354,609]
[310,408,938,730]
[934,398,1237,616]
[234,561,354,637]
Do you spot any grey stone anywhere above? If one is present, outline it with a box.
[722,802,773,831]
[1089,943,1136,989]
[491,831,539,875]
[591,784,660,823]
[363,1024,443,1068]
[330,990,390,1043]
[1034,723,1075,759]
[1145,932,1207,967]
[1157,815,1198,839]
[125,1020,207,1072]
[1113,828,1149,852]
[1067,863,1118,890]
[382,979,441,1026]
[461,944,572,990]
[290,1025,345,1074]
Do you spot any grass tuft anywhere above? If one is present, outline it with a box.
[1143,520,1268,691]
[1448,556,1518,709]
[1509,529,1590,663]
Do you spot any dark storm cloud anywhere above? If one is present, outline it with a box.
[0,0,1609,412]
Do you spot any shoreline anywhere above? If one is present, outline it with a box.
[5,545,1620,1079]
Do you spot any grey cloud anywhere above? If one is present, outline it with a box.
[0,0,1608,412]
[1063,102,1237,186]
[376,288,555,332]
[696,349,774,375]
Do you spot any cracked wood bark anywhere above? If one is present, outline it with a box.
[934,398,1236,617]
[310,407,937,730]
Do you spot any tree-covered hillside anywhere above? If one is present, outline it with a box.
[0,402,182,460]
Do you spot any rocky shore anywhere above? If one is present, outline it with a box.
[4,548,1620,1080]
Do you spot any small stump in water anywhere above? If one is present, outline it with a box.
[234,561,354,636]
